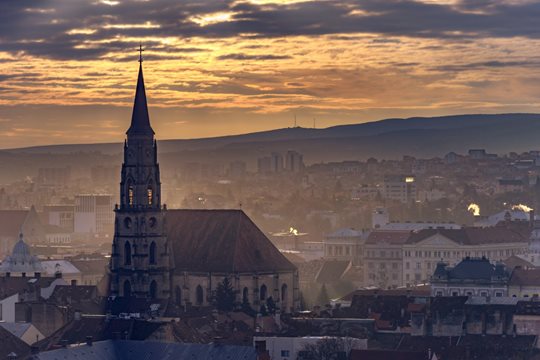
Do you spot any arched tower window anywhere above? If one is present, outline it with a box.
[124,242,132,266]
[149,280,158,299]
[147,185,153,205]
[175,286,182,306]
[196,285,204,305]
[123,280,131,298]
[149,241,157,265]
[128,185,134,206]
[260,284,267,301]
[281,284,288,302]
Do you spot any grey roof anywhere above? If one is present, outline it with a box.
[34,340,257,360]
[0,322,32,338]
[127,63,154,136]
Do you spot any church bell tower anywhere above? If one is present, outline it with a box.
[110,47,171,300]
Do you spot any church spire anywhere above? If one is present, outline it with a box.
[127,44,154,136]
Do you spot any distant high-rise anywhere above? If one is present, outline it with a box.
[285,150,304,172]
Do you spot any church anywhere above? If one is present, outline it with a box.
[108,52,300,314]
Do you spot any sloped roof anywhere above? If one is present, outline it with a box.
[365,231,410,245]
[406,227,528,245]
[509,268,540,287]
[0,276,59,300]
[449,257,499,280]
[166,210,296,273]
[315,260,351,283]
[503,255,534,270]
[35,340,257,360]
[127,63,154,136]
[350,349,426,360]
[0,325,30,360]
[0,210,29,237]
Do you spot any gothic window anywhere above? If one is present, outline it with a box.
[175,286,182,306]
[123,280,131,298]
[124,241,132,266]
[150,280,158,299]
[260,284,267,301]
[281,284,288,302]
[149,241,157,265]
[242,287,249,304]
[196,285,204,305]
[128,186,134,206]
[147,186,153,205]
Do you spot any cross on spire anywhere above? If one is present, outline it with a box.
[138,43,144,63]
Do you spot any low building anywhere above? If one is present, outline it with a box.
[508,267,540,298]
[363,231,410,289]
[254,336,366,360]
[431,257,510,298]
[403,226,528,286]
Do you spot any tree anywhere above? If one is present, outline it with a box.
[300,338,355,360]
[317,284,330,306]
[266,296,277,314]
[215,277,235,312]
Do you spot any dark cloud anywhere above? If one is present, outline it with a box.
[216,53,292,60]
[2,0,540,60]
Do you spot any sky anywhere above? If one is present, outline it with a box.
[2,0,540,148]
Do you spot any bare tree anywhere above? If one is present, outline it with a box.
[299,337,356,360]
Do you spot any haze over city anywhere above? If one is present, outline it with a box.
[5,1,540,360]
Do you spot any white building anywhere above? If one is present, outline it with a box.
[383,175,417,203]
[403,226,529,286]
[254,336,367,360]
[74,194,114,234]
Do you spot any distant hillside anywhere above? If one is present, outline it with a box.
[5,113,540,157]
[1,113,540,182]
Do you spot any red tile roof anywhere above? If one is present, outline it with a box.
[406,227,528,245]
[509,268,540,287]
[166,210,297,273]
[365,231,410,245]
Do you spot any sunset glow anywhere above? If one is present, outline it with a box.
[2,0,540,148]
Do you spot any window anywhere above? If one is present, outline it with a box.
[124,242,132,266]
[149,241,157,265]
[147,186,153,205]
[123,280,131,298]
[150,280,158,299]
[260,284,268,301]
[196,285,204,305]
[175,286,182,306]
[243,287,249,304]
[281,284,288,302]
[128,186,134,206]
[436,291,443,297]
[281,350,290,357]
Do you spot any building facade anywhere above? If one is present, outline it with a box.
[109,57,299,313]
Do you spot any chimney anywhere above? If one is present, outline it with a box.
[86,336,93,346]
[530,210,535,228]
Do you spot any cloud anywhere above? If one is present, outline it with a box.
[216,53,292,60]
[2,0,540,60]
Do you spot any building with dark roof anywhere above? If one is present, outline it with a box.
[402,226,528,286]
[109,57,299,314]
[431,257,510,298]
[33,340,257,360]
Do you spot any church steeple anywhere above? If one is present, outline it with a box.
[127,45,154,136]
